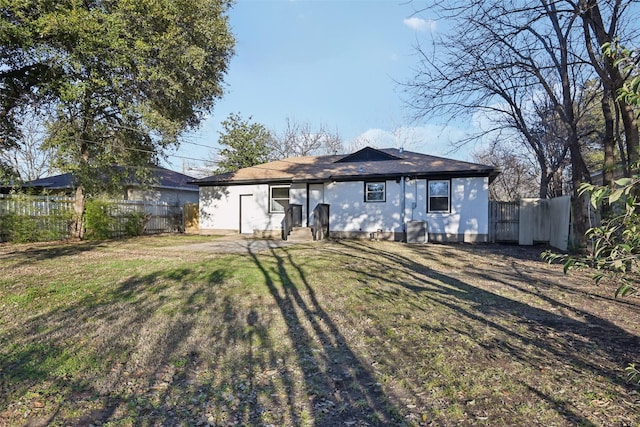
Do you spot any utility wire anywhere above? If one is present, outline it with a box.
[2,93,220,151]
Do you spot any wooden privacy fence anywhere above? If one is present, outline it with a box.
[0,194,192,242]
[104,199,183,237]
[489,196,572,251]
[183,203,199,233]
[0,194,74,242]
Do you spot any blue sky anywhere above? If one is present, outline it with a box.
[167,0,475,174]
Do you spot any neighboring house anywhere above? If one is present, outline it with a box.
[590,164,628,186]
[13,167,199,205]
[193,147,499,242]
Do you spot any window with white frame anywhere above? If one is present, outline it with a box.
[428,180,450,212]
[365,182,386,202]
[270,185,290,212]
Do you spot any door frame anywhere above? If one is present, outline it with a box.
[239,194,254,234]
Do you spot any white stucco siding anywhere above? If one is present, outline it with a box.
[199,184,287,233]
[199,184,256,231]
[326,180,403,233]
[404,179,427,222]
[198,175,489,239]
[199,185,242,230]
[423,177,489,240]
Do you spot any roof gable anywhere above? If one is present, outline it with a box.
[335,147,400,163]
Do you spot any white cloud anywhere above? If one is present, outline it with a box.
[403,17,436,32]
[349,129,394,151]
[350,124,479,161]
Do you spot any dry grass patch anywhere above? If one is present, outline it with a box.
[0,235,638,426]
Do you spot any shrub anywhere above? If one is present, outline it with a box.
[123,211,148,237]
[84,199,116,240]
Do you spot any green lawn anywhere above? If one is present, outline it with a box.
[0,235,638,426]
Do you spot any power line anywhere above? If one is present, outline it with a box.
[2,93,220,151]
[67,137,217,166]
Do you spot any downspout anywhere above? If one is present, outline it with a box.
[306,182,310,227]
[400,176,406,241]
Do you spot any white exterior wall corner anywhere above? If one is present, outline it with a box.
[422,176,489,242]
[199,184,283,233]
[290,183,308,224]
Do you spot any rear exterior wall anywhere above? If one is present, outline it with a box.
[197,176,490,242]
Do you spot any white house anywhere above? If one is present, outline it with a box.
[193,147,499,242]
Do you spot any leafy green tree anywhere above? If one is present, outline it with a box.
[1,0,235,238]
[544,173,640,382]
[546,178,640,296]
[214,113,273,173]
[580,2,640,172]
[0,159,19,186]
[544,43,640,384]
[550,43,640,296]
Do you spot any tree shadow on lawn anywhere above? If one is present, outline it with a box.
[0,240,105,264]
[444,243,640,311]
[0,264,246,426]
[330,240,640,425]
[245,245,405,426]
[3,246,398,427]
[3,240,638,426]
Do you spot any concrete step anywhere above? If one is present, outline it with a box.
[285,227,314,242]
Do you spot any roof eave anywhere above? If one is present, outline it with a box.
[195,169,496,186]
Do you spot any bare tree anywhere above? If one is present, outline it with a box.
[0,113,55,182]
[405,0,612,242]
[574,0,640,178]
[474,142,541,201]
[348,133,377,152]
[269,118,343,159]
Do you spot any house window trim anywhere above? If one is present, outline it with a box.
[364,181,386,203]
[428,179,451,213]
[269,184,290,213]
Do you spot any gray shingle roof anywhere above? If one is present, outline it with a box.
[22,167,198,191]
[193,147,498,186]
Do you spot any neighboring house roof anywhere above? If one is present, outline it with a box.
[20,167,199,192]
[193,147,499,186]
[589,164,628,186]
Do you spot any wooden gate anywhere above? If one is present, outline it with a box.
[183,203,199,233]
[489,201,519,242]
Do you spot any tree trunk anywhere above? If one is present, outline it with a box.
[539,163,550,199]
[602,88,615,187]
[72,186,86,239]
[570,164,587,247]
[569,141,590,248]
[580,0,640,174]
[618,101,639,173]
